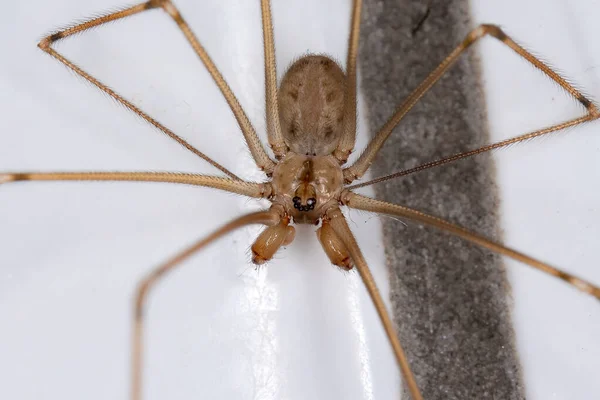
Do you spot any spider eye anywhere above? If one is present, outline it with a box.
[292,197,316,211]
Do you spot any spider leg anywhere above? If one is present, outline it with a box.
[131,209,281,400]
[333,0,362,165]
[39,0,278,177]
[342,190,600,300]
[0,171,271,199]
[325,206,424,400]
[348,114,596,189]
[343,24,600,184]
[261,0,287,159]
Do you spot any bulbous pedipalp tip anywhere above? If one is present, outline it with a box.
[251,251,268,266]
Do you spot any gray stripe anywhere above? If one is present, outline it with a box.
[358,1,525,398]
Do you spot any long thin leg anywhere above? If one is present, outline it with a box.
[333,0,362,164]
[38,3,236,179]
[325,207,423,400]
[39,0,276,176]
[347,114,595,189]
[261,0,287,159]
[0,172,270,199]
[343,24,600,183]
[342,191,600,300]
[157,0,276,173]
[131,210,281,400]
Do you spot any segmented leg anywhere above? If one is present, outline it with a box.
[325,207,424,400]
[333,0,362,164]
[0,172,271,199]
[261,0,287,159]
[38,0,276,177]
[131,210,281,400]
[342,191,600,300]
[344,24,600,184]
[347,114,595,189]
[156,0,276,174]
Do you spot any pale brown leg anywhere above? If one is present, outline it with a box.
[325,207,424,400]
[0,172,271,199]
[342,190,600,300]
[333,0,362,164]
[343,24,600,183]
[157,0,276,174]
[347,115,594,189]
[131,210,281,400]
[261,0,287,159]
[38,0,276,177]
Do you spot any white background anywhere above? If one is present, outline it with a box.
[472,2,600,399]
[0,1,598,399]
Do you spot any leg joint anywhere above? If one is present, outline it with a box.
[38,32,64,50]
[576,94,598,115]
[466,24,507,45]
[160,0,185,24]
[480,24,507,41]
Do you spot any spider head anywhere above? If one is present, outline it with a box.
[271,154,344,224]
[292,183,317,212]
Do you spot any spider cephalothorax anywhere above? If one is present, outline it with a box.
[256,146,346,268]
[270,152,344,225]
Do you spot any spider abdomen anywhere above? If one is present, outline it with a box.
[278,55,346,157]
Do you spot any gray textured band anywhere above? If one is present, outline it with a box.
[359,1,525,398]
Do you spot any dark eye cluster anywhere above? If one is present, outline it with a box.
[293,196,316,212]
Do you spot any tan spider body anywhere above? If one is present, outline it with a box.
[253,54,349,263]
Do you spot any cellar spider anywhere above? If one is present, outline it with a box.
[3,0,596,398]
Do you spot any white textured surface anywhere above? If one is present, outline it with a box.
[0,1,599,400]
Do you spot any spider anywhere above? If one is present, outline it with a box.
[1,0,599,399]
